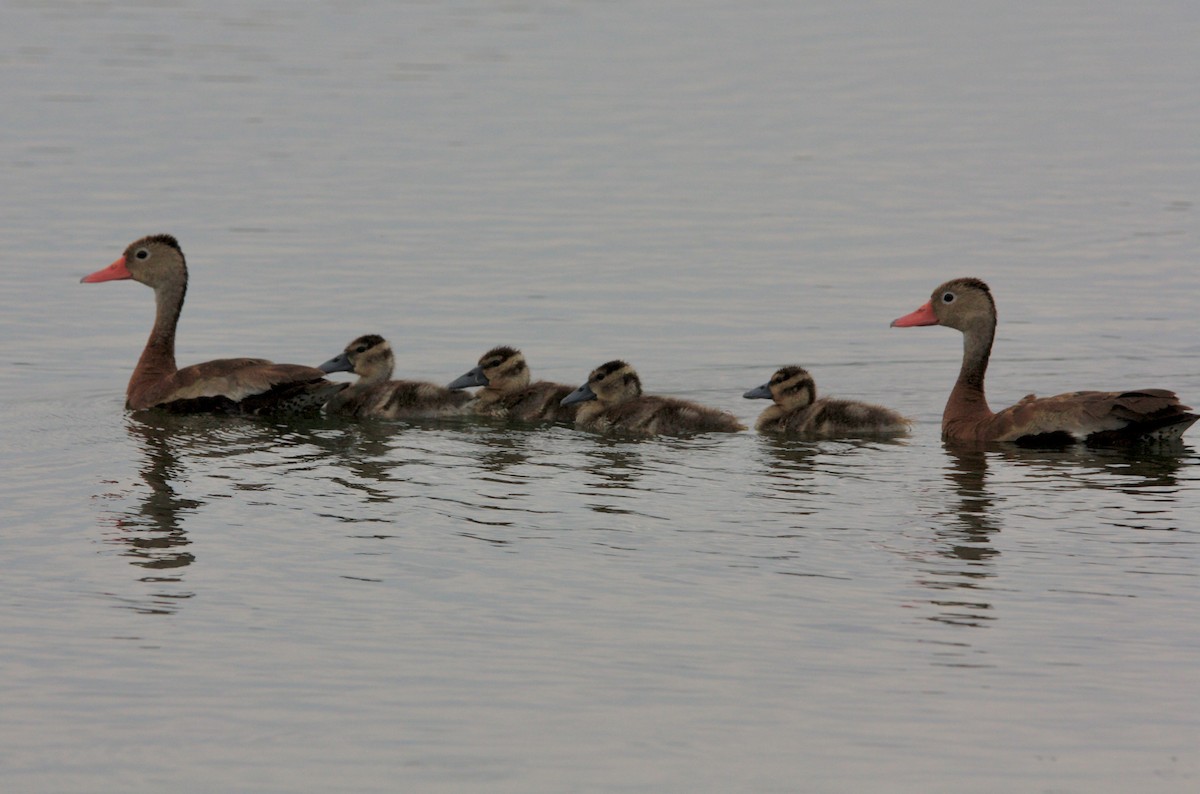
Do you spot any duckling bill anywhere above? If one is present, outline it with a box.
[561,360,745,437]
[744,365,911,437]
[318,334,472,419]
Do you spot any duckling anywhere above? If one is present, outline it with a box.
[318,335,472,419]
[744,365,911,437]
[447,346,577,422]
[560,360,746,437]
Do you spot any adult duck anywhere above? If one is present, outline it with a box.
[447,346,577,422]
[744,365,911,437]
[318,334,473,419]
[561,360,746,437]
[891,277,1196,445]
[81,234,343,414]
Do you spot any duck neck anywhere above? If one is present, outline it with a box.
[129,276,185,403]
[358,364,392,388]
[945,319,994,429]
[479,384,508,405]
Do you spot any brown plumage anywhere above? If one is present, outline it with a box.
[560,360,746,437]
[891,277,1197,445]
[447,346,577,422]
[81,235,343,414]
[318,335,473,419]
[744,365,911,437]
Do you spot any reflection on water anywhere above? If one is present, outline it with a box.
[991,442,1184,498]
[121,414,202,570]
[918,439,1193,651]
[922,444,1000,635]
[106,412,377,613]
[754,436,823,482]
[579,438,647,493]
[463,421,537,475]
[102,414,205,614]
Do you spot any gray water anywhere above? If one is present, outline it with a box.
[2,1,1198,791]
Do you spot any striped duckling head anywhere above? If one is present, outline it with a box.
[448,345,531,393]
[744,365,816,410]
[561,360,642,407]
[318,334,395,386]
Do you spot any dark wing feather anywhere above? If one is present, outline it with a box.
[133,359,338,414]
[993,389,1196,444]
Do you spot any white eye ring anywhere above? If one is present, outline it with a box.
[134,248,150,260]
[942,292,955,303]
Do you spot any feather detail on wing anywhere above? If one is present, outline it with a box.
[130,359,333,411]
[991,389,1195,443]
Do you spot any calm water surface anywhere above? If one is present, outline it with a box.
[2,1,1198,792]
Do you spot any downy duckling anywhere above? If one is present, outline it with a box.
[318,335,473,419]
[447,346,577,422]
[744,365,911,437]
[561,360,746,437]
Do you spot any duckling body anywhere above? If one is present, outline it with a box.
[744,366,911,437]
[448,346,577,422]
[81,234,342,414]
[561,360,746,437]
[319,335,472,420]
[891,277,1197,445]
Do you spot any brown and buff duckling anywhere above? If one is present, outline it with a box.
[892,277,1197,445]
[744,365,912,437]
[318,335,473,419]
[81,234,343,414]
[560,360,746,437]
[447,346,577,422]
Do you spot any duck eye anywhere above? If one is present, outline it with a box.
[355,345,367,353]
[942,292,955,303]
[134,248,150,260]
[594,373,605,382]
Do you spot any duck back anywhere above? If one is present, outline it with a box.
[328,381,472,420]
[482,381,577,422]
[579,395,745,437]
[755,398,911,437]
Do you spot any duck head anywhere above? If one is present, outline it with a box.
[319,334,395,385]
[744,365,816,409]
[81,234,186,291]
[448,346,529,392]
[561,360,642,407]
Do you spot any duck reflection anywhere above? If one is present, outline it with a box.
[113,412,351,612]
[921,442,1001,632]
[750,436,832,509]
[579,436,649,493]
[108,413,208,614]
[308,417,411,505]
[753,436,911,507]
[462,421,534,474]
[571,436,673,529]
[993,442,1182,489]
[988,442,1186,532]
[755,435,825,472]
[922,439,1191,638]
[940,443,1001,553]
